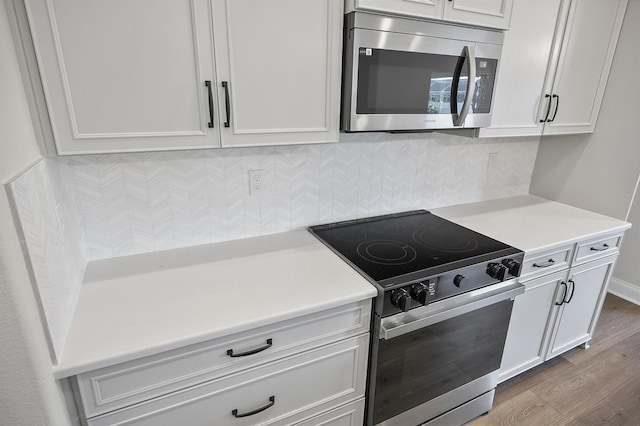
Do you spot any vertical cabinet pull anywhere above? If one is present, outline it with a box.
[565,279,576,304]
[548,94,560,122]
[222,81,231,128]
[205,81,215,128]
[232,396,275,418]
[540,94,552,123]
[555,281,568,306]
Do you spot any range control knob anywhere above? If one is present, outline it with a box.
[453,274,466,288]
[502,258,522,277]
[410,283,430,306]
[390,288,412,312]
[486,263,508,281]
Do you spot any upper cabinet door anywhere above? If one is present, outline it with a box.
[443,0,513,29]
[211,0,343,147]
[543,0,627,135]
[25,0,219,154]
[478,0,565,138]
[349,0,444,20]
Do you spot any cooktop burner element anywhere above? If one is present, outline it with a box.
[356,240,418,265]
[310,210,520,287]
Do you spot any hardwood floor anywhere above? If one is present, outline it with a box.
[470,293,640,426]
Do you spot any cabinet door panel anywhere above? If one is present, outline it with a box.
[443,0,513,29]
[548,256,616,358]
[478,0,563,137]
[544,0,627,135]
[212,0,342,146]
[499,270,567,382]
[25,0,219,153]
[351,0,443,20]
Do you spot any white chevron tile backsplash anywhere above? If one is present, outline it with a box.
[9,133,539,360]
[8,160,87,362]
[60,133,539,260]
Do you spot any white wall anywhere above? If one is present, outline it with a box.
[530,0,640,288]
[0,0,69,423]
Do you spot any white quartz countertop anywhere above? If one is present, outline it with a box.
[54,195,631,379]
[432,195,631,254]
[53,230,377,378]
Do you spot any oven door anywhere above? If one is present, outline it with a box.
[342,19,502,132]
[371,281,524,426]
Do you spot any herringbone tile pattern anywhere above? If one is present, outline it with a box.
[8,160,87,362]
[64,134,539,259]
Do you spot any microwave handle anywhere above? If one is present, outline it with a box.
[451,45,476,127]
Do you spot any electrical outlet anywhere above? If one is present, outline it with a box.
[249,169,264,195]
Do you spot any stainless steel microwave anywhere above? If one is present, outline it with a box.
[341,12,504,132]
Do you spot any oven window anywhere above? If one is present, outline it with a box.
[373,299,513,424]
[356,48,497,115]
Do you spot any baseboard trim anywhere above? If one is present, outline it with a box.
[608,277,640,306]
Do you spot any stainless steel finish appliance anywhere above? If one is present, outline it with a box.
[342,12,504,132]
[309,211,524,426]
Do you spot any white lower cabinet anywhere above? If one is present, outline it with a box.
[296,399,365,426]
[87,335,369,426]
[73,300,372,426]
[499,270,566,382]
[546,255,617,358]
[500,237,620,383]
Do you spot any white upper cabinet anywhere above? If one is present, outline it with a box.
[24,0,342,154]
[543,0,627,135]
[348,0,443,20]
[25,0,220,154]
[211,0,343,147]
[480,0,627,138]
[443,0,513,30]
[346,0,513,29]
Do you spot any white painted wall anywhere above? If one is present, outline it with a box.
[0,0,69,423]
[530,0,640,288]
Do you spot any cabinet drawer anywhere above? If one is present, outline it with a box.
[573,233,623,266]
[520,244,574,281]
[295,398,365,426]
[76,300,371,417]
[87,335,369,426]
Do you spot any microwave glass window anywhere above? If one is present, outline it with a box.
[356,49,497,115]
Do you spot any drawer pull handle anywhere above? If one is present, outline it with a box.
[232,396,275,418]
[533,259,555,268]
[590,243,609,252]
[227,339,273,358]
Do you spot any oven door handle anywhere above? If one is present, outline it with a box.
[380,281,524,340]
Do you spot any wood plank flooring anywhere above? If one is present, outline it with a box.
[470,293,640,426]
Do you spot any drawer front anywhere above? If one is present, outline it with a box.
[77,300,371,417]
[520,244,574,282]
[87,335,369,426]
[573,233,623,266]
[295,398,365,426]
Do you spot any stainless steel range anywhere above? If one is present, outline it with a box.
[309,210,524,426]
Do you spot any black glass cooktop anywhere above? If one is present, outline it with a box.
[310,210,519,287]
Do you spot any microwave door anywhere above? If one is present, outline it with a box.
[451,46,477,126]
